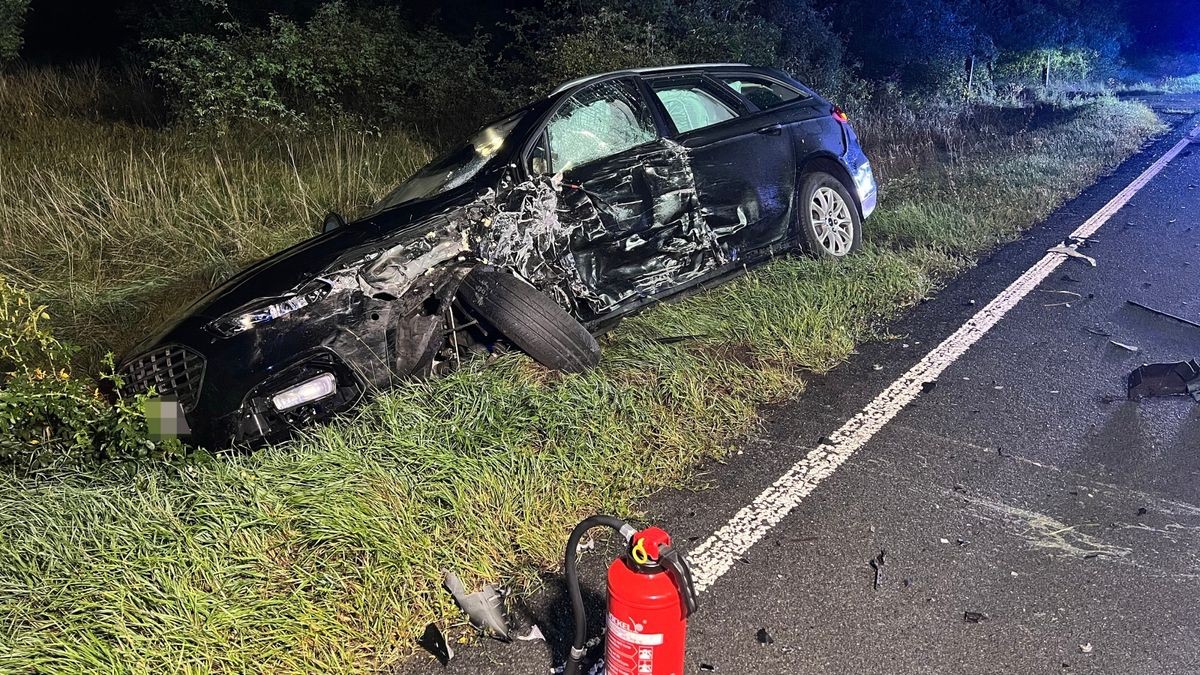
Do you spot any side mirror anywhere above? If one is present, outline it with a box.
[322,212,347,234]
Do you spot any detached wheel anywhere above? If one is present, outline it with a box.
[796,172,862,258]
[458,268,600,373]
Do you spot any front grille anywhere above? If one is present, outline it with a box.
[119,345,207,412]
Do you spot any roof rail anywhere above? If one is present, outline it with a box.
[550,63,753,95]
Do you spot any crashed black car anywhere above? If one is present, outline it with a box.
[119,64,878,448]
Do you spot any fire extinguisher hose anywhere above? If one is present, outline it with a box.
[563,515,636,675]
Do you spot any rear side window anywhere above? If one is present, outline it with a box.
[652,84,738,134]
[539,79,658,173]
[719,76,804,110]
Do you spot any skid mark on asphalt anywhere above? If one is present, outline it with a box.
[961,494,1133,561]
[687,121,1200,594]
[894,423,1200,519]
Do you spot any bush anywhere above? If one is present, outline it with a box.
[147,1,495,135]
[0,277,177,473]
[0,0,28,63]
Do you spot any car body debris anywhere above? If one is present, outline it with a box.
[1109,340,1140,352]
[962,611,989,623]
[1126,300,1200,330]
[444,570,511,640]
[869,549,886,589]
[1047,244,1097,267]
[417,623,455,666]
[756,628,775,645]
[516,624,546,642]
[1128,359,1200,402]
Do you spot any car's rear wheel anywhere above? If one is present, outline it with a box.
[458,267,600,373]
[796,172,862,258]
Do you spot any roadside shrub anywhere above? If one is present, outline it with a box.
[147,0,495,135]
[0,0,28,62]
[0,277,176,473]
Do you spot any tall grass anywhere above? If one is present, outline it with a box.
[0,65,430,365]
[0,66,1165,672]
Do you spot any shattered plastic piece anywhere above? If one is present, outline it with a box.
[443,571,511,640]
[1085,327,1113,337]
[1079,643,1094,654]
[1047,244,1097,267]
[517,624,546,642]
[756,628,774,645]
[1127,359,1200,402]
[575,536,596,553]
[921,381,937,394]
[869,549,886,589]
[700,664,716,671]
[417,623,454,666]
[1126,300,1200,330]
[1109,340,1139,353]
[963,611,989,623]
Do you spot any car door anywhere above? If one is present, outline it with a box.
[646,73,802,260]
[528,77,722,320]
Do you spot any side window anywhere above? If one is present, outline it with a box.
[719,76,804,110]
[542,79,658,173]
[652,83,738,134]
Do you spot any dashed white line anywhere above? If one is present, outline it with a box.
[688,121,1200,593]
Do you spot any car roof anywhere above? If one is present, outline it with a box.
[549,63,755,95]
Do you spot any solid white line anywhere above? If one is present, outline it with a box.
[688,122,1200,593]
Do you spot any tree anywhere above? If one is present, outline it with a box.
[0,0,29,63]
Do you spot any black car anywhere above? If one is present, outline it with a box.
[119,63,878,448]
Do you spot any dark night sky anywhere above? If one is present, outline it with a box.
[18,0,1200,63]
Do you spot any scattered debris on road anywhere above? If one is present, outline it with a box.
[1127,359,1200,401]
[963,611,989,623]
[756,628,775,645]
[1109,340,1140,352]
[516,625,545,642]
[417,623,455,666]
[444,571,511,640]
[1086,327,1113,337]
[1079,643,1094,654]
[1126,300,1200,330]
[921,381,938,393]
[1041,289,1084,307]
[869,549,886,589]
[1047,244,1097,267]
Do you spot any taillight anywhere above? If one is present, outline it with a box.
[832,105,849,123]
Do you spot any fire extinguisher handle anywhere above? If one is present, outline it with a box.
[659,545,699,618]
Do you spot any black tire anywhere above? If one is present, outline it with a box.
[795,171,863,259]
[458,268,600,373]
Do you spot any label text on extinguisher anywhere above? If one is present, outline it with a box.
[607,615,665,646]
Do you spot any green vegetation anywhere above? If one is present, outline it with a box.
[0,0,26,63]
[0,55,1163,668]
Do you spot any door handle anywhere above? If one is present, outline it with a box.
[756,124,783,136]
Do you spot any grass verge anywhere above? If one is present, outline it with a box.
[0,72,1165,672]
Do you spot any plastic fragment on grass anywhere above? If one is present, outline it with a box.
[444,570,511,641]
[417,623,455,666]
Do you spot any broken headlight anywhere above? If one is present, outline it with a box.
[205,281,332,338]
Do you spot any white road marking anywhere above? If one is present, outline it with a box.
[688,122,1200,593]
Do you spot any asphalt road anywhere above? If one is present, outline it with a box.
[400,94,1200,675]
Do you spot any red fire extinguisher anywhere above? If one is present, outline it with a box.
[563,516,699,675]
